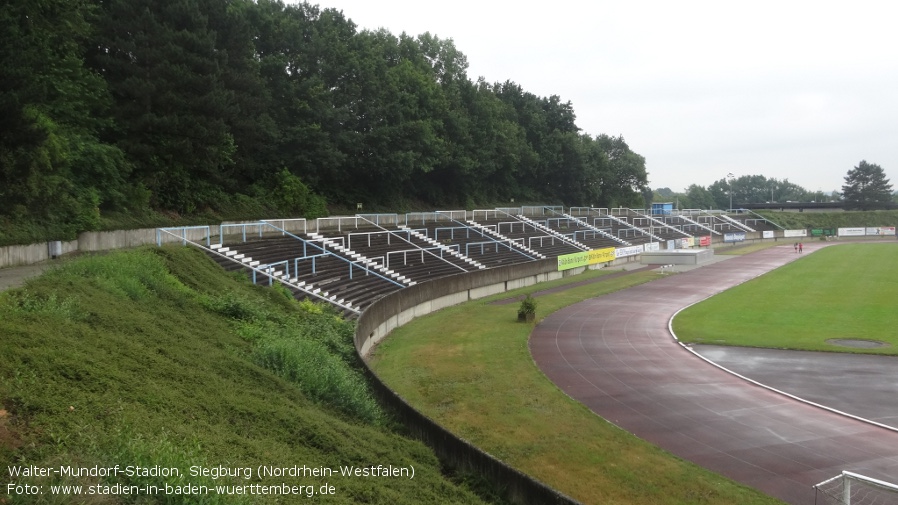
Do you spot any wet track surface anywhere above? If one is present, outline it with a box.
[691,345,898,430]
[530,243,898,504]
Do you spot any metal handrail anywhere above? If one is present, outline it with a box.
[156,226,212,247]
[155,228,360,315]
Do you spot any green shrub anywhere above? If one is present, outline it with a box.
[253,334,383,424]
[517,294,537,320]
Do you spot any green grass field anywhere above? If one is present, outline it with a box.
[370,268,782,505]
[673,243,898,353]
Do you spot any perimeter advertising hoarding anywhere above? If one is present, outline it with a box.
[838,227,865,237]
[783,229,808,238]
[724,232,746,243]
[762,230,775,239]
[699,236,712,247]
[615,245,643,258]
[643,242,661,252]
[866,227,896,236]
[557,247,616,271]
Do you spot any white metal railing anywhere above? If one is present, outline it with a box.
[313,215,366,232]
[472,209,501,221]
[156,226,212,247]
[261,218,307,234]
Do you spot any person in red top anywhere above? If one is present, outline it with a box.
[798,242,803,253]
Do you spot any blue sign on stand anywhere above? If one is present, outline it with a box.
[724,232,746,243]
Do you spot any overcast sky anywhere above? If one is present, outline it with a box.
[303,1,898,193]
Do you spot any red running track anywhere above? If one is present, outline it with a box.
[529,243,898,505]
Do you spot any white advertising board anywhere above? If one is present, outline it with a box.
[615,245,643,258]
[866,227,896,236]
[838,227,865,237]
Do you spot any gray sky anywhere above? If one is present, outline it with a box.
[305,0,898,193]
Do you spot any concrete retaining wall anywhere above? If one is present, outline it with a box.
[0,227,216,269]
[0,242,58,268]
[354,258,598,505]
[357,259,558,356]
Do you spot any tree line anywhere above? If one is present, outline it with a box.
[0,0,648,241]
[654,161,894,211]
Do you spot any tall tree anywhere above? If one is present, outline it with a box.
[201,0,278,188]
[841,160,893,210]
[684,184,716,209]
[88,0,238,213]
[594,135,648,208]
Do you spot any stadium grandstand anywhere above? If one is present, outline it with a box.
[157,206,782,317]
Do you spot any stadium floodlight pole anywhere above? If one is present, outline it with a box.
[726,173,735,211]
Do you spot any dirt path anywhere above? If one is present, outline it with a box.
[0,262,59,292]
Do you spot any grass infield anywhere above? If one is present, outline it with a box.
[370,267,782,505]
[673,243,898,354]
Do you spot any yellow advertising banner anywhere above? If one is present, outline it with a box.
[588,247,616,264]
[557,247,616,271]
[557,251,588,271]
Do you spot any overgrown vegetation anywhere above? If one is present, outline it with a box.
[756,210,898,231]
[0,246,499,504]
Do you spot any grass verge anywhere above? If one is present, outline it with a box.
[369,267,782,505]
[673,243,898,353]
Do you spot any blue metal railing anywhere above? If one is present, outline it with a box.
[219,223,266,243]
[259,220,405,288]
[254,260,290,285]
[154,227,362,314]
[385,245,460,270]
[352,215,470,274]
[436,211,539,261]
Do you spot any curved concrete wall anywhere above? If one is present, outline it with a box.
[353,258,612,505]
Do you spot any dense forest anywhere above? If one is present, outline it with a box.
[0,0,649,243]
